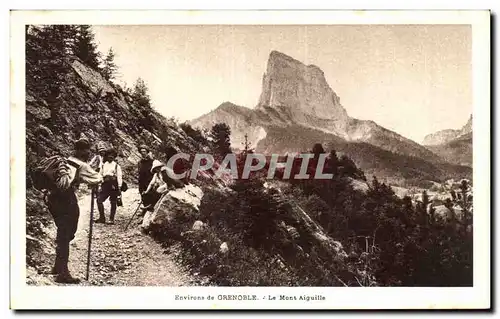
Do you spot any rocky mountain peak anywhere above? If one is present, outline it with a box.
[256,50,349,135]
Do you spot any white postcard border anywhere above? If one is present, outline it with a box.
[10,10,491,310]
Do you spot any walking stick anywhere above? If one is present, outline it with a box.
[124,199,143,231]
[85,187,96,281]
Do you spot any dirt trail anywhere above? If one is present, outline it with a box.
[31,187,196,286]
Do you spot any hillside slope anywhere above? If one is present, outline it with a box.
[426,132,473,167]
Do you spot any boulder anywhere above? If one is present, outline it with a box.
[141,184,204,230]
[71,59,115,95]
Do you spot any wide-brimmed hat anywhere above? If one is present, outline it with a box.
[150,160,164,173]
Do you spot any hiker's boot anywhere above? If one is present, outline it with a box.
[54,243,80,284]
[55,272,81,284]
[51,262,62,275]
[109,201,117,223]
[51,244,65,275]
[95,202,106,223]
[51,259,63,275]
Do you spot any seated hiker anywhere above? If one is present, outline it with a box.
[96,148,123,225]
[141,160,169,212]
[33,137,102,284]
[137,144,155,208]
[89,143,106,172]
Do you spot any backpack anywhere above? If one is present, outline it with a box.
[115,162,128,192]
[31,155,80,191]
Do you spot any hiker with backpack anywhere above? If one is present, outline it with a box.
[33,137,102,284]
[95,148,123,225]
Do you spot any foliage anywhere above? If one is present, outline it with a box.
[289,144,473,286]
[209,123,232,159]
[26,25,74,122]
[102,47,117,81]
[73,25,101,71]
[132,77,151,109]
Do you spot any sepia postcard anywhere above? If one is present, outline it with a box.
[9,10,491,310]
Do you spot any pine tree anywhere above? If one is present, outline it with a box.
[132,77,151,108]
[242,133,253,154]
[326,149,339,175]
[447,180,473,232]
[26,25,72,97]
[102,47,117,81]
[74,25,101,70]
[210,123,232,160]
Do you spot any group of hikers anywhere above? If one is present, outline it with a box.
[34,138,174,284]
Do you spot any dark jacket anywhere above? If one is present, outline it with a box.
[138,157,154,193]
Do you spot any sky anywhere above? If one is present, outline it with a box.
[92,25,471,143]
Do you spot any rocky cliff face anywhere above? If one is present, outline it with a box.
[256,51,350,137]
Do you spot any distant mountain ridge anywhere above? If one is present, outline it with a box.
[191,50,471,184]
[423,116,472,167]
[423,115,472,146]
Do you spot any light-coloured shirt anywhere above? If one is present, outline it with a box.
[56,156,103,191]
[145,170,166,194]
[101,160,123,188]
[89,154,104,172]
